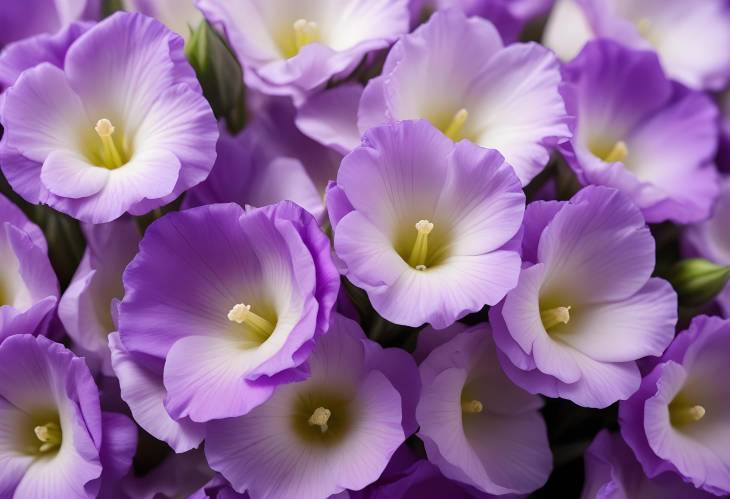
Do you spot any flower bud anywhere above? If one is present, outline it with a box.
[669,258,730,307]
[185,21,247,133]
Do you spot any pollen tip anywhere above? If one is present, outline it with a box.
[604,140,629,163]
[690,405,706,421]
[462,399,483,414]
[415,264,427,271]
[415,219,434,235]
[94,118,115,137]
[308,406,332,433]
[227,303,251,324]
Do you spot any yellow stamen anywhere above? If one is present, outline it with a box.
[408,220,434,269]
[671,404,706,427]
[603,141,628,163]
[541,306,571,331]
[34,422,61,453]
[444,108,469,141]
[461,399,484,414]
[636,18,652,38]
[293,18,319,52]
[227,303,275,339]
[308,406,332,433]
[94,118,125,169]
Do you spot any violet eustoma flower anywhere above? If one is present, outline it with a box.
[117,201,339,423]
[543,0,730,90]
[0,0,98,47]
[582,430,715,499]
[560,40,719,224]
[197,0,409,100]
[683,177,730,316]
[59,217,141,376]
[205,313,420,499]
[329,120,524,328]
[358,9,570,185]
[620,315,730,496]
[0,335,136,498]
[0,193,58,341]
[491,186,677,408]
[417,324,551,495]
[184,123,324,223]
[0,12,218,224]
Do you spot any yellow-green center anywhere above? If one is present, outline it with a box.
[590,139,629,164]
[227,303,277,344]
[290,389,353,446]
[85,118,131,170]
[278,18,321,58]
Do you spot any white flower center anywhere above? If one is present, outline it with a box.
[308,406,332,433]
[227,303,275,340]
[408,220,434,270]
[540,306,571,331]
[33,422,62,453]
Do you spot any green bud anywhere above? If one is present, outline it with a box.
[185,21,247,133]
[669,258,730,307]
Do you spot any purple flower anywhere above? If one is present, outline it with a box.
[329,120,524,328]
[0,193,58,341]
[0,335,136,498]
[620,315,730,496]
[543,0,730,90]
[122,0,203,39]
[582,430,716,499]
[491,186,677,408]
[196,0,409,100]
[205,313,420,498]
[0,21,92,91]
[560,40,719,224]
[409,0,523,43]
[183,123,325,223]
[117,201,339,423]
[683,177,730,316]
[58,217,141,376]
[358,9,570,185]
[0,12,218,224]
[417,324,551,495]
[121,450,215,499]
[0,0,98,47]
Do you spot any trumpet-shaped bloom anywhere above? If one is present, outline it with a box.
[0,0,98,47]
[329,120,524,328]
[582,431,715,499]
[620,315,730,496]
[184,122,324,223]
[491,186,677,408]
[0,193,58,341]
[117,201,339,423]
[59,217,141,376]
[560,40,719,224]
[205,313,420,499]
[358,9,570,185]
[123,0,203,39]
[683,177,730,317]
[417,324,551,495]
[543,0,730,90]
[197,0,409,100]
[0,12,218,224]
[0,335,136,498]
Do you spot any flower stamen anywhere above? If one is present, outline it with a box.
[308,406,332,433]
[34,422,61,453]
[94,118,125,169]
[461,399,483,414]
[227,303,275,339]
[293,18,320,52]
[671,404,706,427]
[603,140,629,163]
[541,306,571,331]
[408,220,434,269]
[444,108,469,141]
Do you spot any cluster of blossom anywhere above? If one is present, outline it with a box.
[0,0,729,498]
